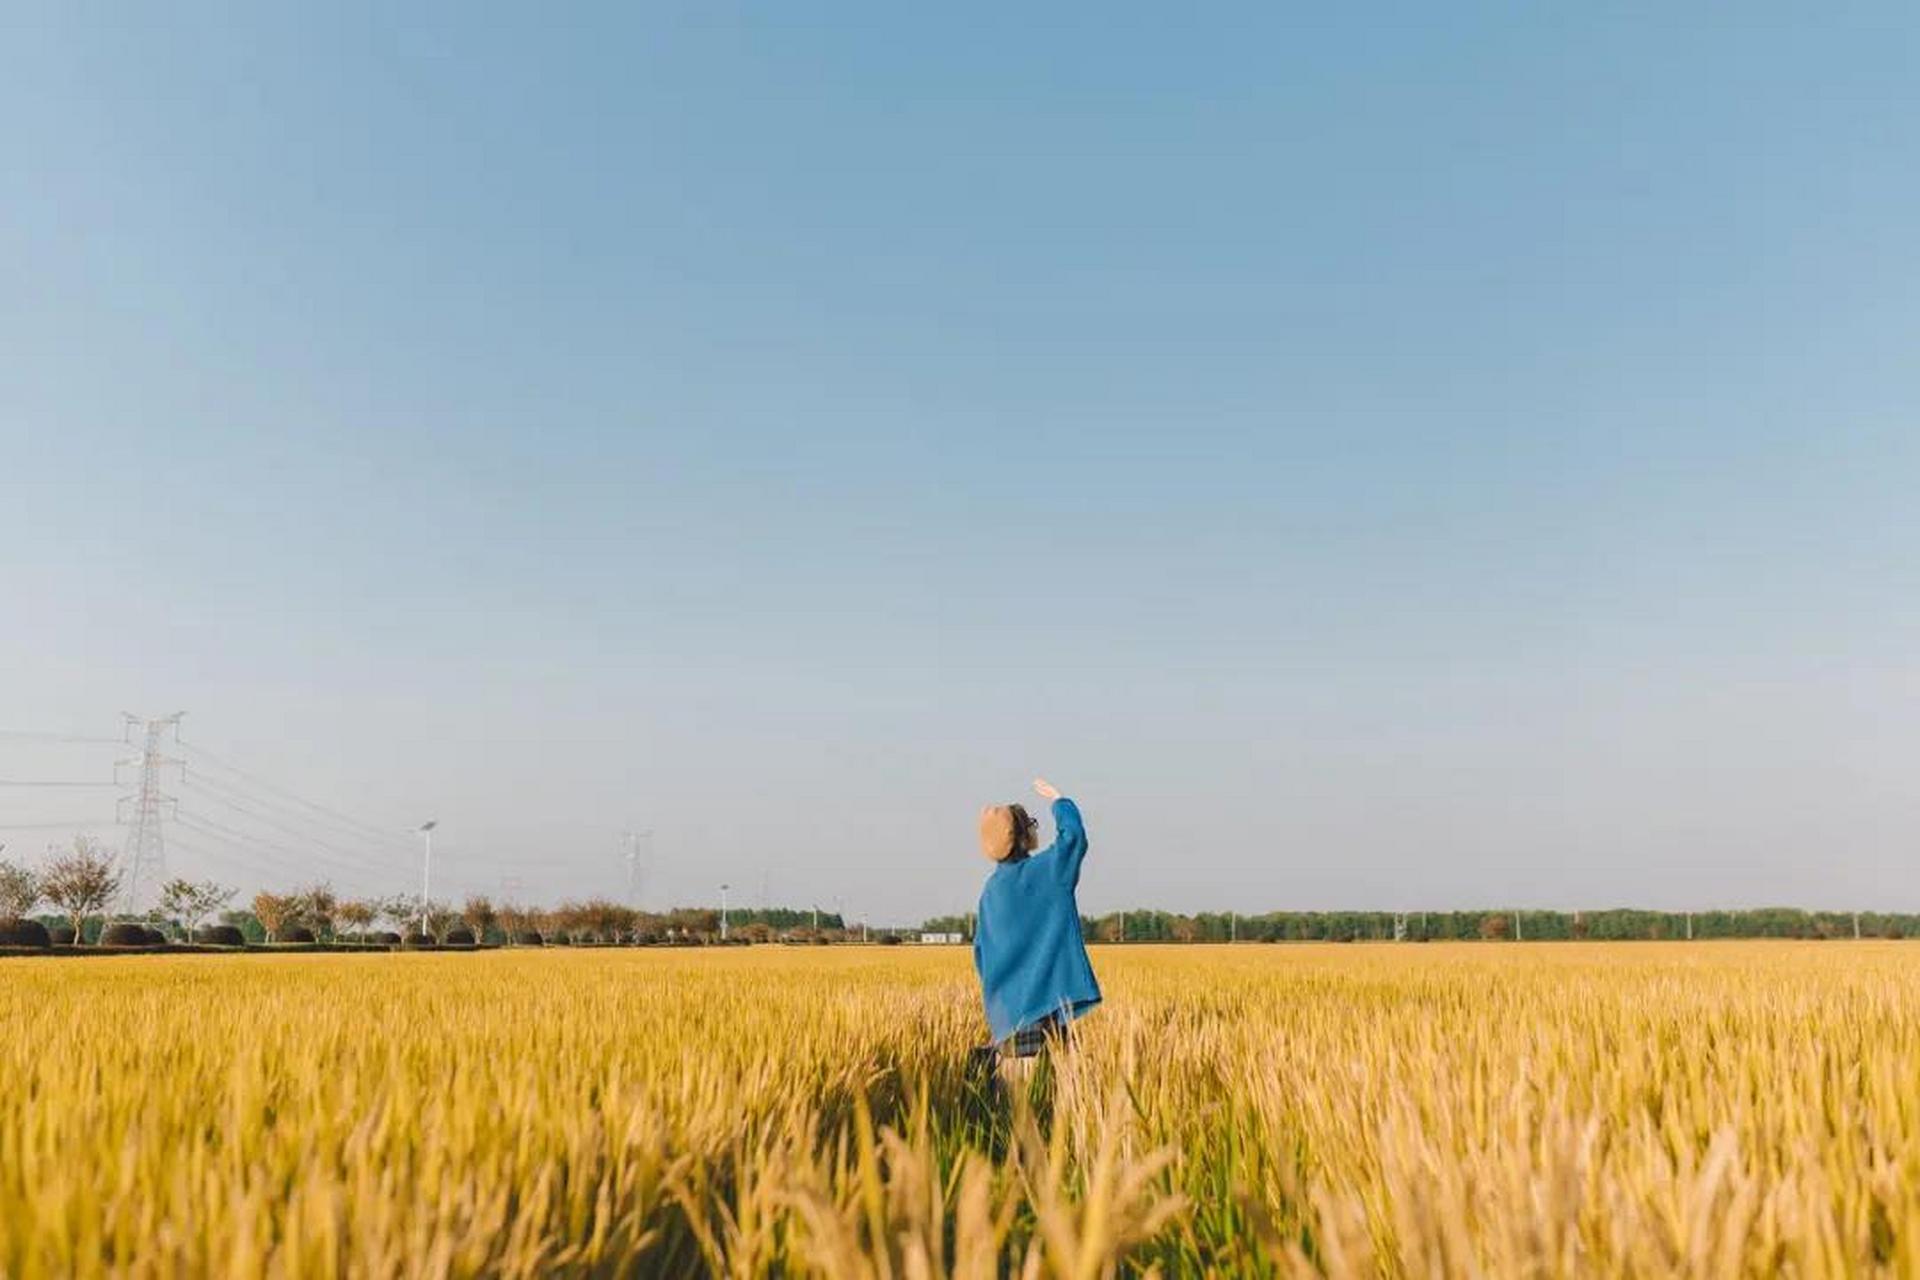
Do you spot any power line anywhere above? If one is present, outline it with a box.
[180,768,411,855]
[0,819,119,831]
[0,730,123,745]
[169,822,392,891]
[168,833,325,884]
[175,743,412,847]
[0,779,120,787]
[174,808,390,877]
[177,777,403,874]
[173,811,398,886]
[173,813,348,874]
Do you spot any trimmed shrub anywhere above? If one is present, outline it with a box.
[193,924,247,947]
[280,926,317,944]
[402,933,435,949]
[513,930,544,946]
[141,926,169,946]
[0,918,52,948]
[445,927,476,946]
[101,922,152,947]
[374,931,402,945]
[48,924,76,945]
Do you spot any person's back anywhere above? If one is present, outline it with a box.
[973,779,1101,1046]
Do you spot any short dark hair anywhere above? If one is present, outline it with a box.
[1006,804,1039,857]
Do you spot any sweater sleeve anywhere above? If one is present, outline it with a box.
[1037,798,1088,887]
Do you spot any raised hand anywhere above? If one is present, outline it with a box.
[1032,777,1062,801]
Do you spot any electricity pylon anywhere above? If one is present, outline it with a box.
[115,713,184,916]
[622,828,652,907]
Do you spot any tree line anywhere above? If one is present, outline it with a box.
[8,837,1911,951]
[0,836,859,948]
[919,908,1920,943]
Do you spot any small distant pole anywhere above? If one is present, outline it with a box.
[622,828,653,908]
[416,821,437,934]
[720,883,730,941]
[1686,911,1693,941]
[1229,910,1236,944]
[1854,911,1862,940]
[1514,909,1523,942]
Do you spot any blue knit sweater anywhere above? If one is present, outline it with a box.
[973,798,1102,1043]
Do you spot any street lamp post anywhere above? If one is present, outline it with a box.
[416,820,437,934]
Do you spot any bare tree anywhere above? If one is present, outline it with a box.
[252,891,299,943]
[666,907,720,943]
[423,902,459,944]
[461,894,498,945]
[0,858,41,921]
[570,898,633,944]
[555,901,591,944]
[298,883,339,941]
[496,901,531,944]
[337,899,376,942]
[41,836,121,946]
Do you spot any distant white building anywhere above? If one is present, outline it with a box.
[918,931,963,945]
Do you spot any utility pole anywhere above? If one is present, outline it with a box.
[1854,910,1862,940]
[720,883,730,941]
[1514,909,1523,942]
[115,712,184,916]
[1230,910,1237,944]
[1686,911,1693,941]
[622,828,652,907]
[416,821,437,933]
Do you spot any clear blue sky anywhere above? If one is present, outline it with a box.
[5,4,1919,921]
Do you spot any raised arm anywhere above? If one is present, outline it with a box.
[1030,777,1088,886]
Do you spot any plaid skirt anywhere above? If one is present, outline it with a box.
[1001,1013,1070,1059]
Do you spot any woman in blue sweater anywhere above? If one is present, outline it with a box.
[973,778,1102,1054]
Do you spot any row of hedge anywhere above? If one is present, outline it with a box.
[0,922,729,953]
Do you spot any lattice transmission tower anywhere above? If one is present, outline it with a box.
[116,712,184,915]
[622,828,653,907]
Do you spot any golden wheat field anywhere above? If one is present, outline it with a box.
[2,943,1918,1278]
